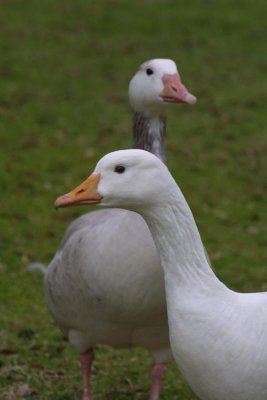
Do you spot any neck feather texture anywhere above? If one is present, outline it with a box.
[140,186,226,294]
[132,111,167,164]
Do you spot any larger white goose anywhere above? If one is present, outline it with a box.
[56,149,267,400]
[45,59,196,400]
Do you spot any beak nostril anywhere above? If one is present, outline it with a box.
[76,188,85,195]
[171,85,178,93]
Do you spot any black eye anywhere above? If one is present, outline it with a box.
[114,165,126,174]
[146,68,154,76]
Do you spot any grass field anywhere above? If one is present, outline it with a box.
[0,1,267,399]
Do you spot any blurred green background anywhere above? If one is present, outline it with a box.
[0,1,266,399]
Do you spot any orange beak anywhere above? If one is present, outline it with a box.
[55,173,103,208]
[160,73,196,104]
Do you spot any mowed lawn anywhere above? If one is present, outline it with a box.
[0,1,267,399]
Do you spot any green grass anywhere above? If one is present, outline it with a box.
[0,0,267,398]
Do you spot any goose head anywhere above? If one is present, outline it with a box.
[55,149,173,210]
[129,59,196,114]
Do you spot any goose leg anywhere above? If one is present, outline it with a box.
[149,362,166,400]
[80,348,94,400]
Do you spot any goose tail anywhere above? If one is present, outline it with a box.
[27,262,46,274]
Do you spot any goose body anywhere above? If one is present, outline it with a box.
[45,59,196,399]
[46,208,169,353]
[56,149,267,400]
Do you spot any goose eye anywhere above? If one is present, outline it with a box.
[114,165,126,174]
[146,68,154,76]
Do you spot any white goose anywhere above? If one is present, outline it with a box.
[56,149,267,400]
[45,59,196,400]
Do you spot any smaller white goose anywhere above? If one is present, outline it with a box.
[55,149,267,400]
[45,59,196,400]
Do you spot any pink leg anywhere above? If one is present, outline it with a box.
[149,362,166,400]
[80,349,94,400]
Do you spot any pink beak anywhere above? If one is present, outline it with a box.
[160,73,196,104]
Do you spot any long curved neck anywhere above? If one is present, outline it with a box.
[132,111,167,164]
[140,187,226,296]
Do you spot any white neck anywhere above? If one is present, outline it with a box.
[139,185,227,296]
